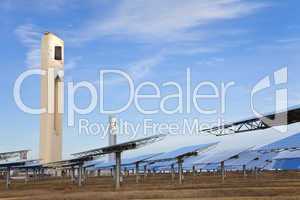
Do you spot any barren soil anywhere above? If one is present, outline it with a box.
[0,171,300,200]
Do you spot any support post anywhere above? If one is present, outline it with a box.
[78,165,83,187]
[37,168,41,181]
[178,159,183,185]
[33,169,37,182]
[83,167,87,183]
[192,165,196,176]
[221,161,225,183]
[41,168,45,180]
[144,165,147,179]
[135,162,139,184]
[111,168,113,177]
[71,167,75,183]
[243,164,247,178]
[6,167,11,189]
[25,168,29,184]
[115,151,121,190]
[255,167,258,179]
[124,167,128,176]
[171,164,175,182]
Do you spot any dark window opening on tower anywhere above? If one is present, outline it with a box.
[55,46,62,60]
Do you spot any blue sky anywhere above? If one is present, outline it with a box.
[1,0,300,159]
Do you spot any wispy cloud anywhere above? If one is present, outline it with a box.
[15,24,42,69]
[73,0,266,43]
[66,0,267,81]
[1,0,68,12]
[128,53,164,80]
[14,1,267,83]
[15,23,82,71]
[256,36,300,52]
[196,57,225,66]
[96,52,165,86]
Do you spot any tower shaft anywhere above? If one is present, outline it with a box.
[40,32,64,163]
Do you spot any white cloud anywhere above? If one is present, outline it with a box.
[15,24,82,71]
[129,53,164,80]
[197,57,225,66]
[15,24,42,69]
[74,0,265,43]
[99,52,165,86]
[1,0,68,12]
[169,46,221,56]
[67,0,266,81]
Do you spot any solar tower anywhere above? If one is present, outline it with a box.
[39,32,64,163]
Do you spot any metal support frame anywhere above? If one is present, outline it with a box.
[221,161,225,183]
[192,165,196,176]
[25,168,29,184]
[78,164,83,187]
[0,150,29,162]
[33,169,37,182]
[110,168,113,177]
[203,119,269,136]
[243,164,247,178]
[135,162,140,184]
[71,167,75,183]
[83,167,87,183]
[47,134,166,190]
[171,164,175,182]
[6,167,11,189]
[254,167,258,179]
[124,167,128,176]
[144,165,147,179]
[115,151,121,190]
[178,159,183,184]
[199,107,300,136]
[37,168,40,181]
[40,168,44,180]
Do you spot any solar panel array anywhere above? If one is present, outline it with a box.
[2,132,300,173]
[224,151,260,170]
[259,133,300,151]
[273,158,300,170]
[65,134,300,170]
[246,152,278,170]
[147,143,218,162]
[193,147,251,165]
[274,150,300,160]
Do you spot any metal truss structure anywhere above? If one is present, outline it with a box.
[0,150,30,161]
[200,106,300,136]
[71,134,166,158]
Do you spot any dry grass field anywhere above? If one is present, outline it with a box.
[1,171,300,200]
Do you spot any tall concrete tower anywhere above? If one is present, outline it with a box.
[40,32,64,163]
[108,115,117,162]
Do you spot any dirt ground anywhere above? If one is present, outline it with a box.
[1,171,300,200]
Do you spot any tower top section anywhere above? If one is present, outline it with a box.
[41,32,64,69]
